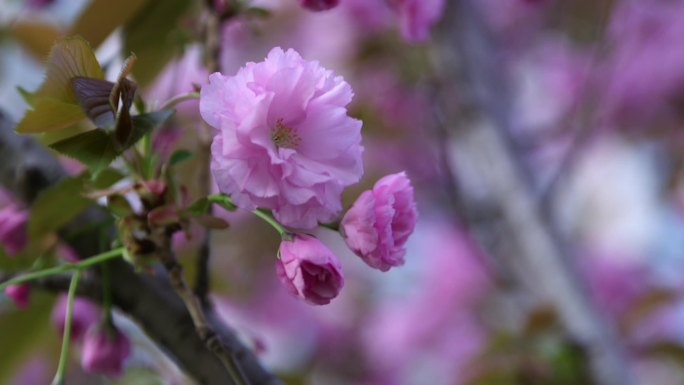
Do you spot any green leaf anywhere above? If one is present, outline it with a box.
[28,174,93,241]
[68,0,151,48]
[50,129,118,175]
[108,194,135,218]
[127,109,174,148]
[185,197,209,216]
[33,36,104,104]
[50,110,173,174]
[169,149,192,166]
[122,0,194,87]
[15,98,85,133]
[92,168,126,189]
[15,36,104,134]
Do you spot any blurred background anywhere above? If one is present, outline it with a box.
[3,0,684,384]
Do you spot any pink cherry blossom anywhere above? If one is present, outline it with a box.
[392,0,445,43]
[276,234,344,305]
[201,47,364,229]
[0,203,28,256]
[51,295,101,341]
[5,283,30,309]
[298,0,339,12]
[81,325,131,377]
[341,172,418,271]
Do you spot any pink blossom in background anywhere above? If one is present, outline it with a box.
[81,325,131,377]
[0,203,28,255]
[580,253,647,319]
[202,47,364,229]
[276,234,344,305]
[363,219,490,385]
[298,0,339,12]
[342,0,394,33]
[391,0,445,43]
[5,283,30,309]
[146,45,208,116]
[9,357,51,385]
[341,172,417,271]
[477,0,550,43]
[601,0,684,127]
[51,295,101,341]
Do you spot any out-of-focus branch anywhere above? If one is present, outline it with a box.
[436,2,635,385]
[0,112,282,385]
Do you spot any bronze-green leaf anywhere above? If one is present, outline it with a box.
[50,129,118,175]
[50,110,174,174]
[15,98,85,134]
[34,36,104,104]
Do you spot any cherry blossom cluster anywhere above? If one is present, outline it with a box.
[200,47,418,305]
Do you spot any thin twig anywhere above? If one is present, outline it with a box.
[193,1,223,306]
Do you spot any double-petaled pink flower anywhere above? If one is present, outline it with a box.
[276,234,344,305]
[341,172,417,271]
[201,47,364,229]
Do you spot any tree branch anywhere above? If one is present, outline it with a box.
[0,112,282,385]
[437,2,635,384]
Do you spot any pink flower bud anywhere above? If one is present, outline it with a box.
[276,234,344,305]
[0,204,28,255]
[5,283,30,308]
[341,172,418,271]
[81,325,131,377]
[298,0,339,11]
[51,295,101,341]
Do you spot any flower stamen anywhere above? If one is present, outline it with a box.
[271,119,301,149]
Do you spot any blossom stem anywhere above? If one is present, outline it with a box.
[319,221,340,232]
[0,248,124,292]
[252,209,287,236]
[51,269,81,385]
[159,92,200,111]
[206,193,288,235]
